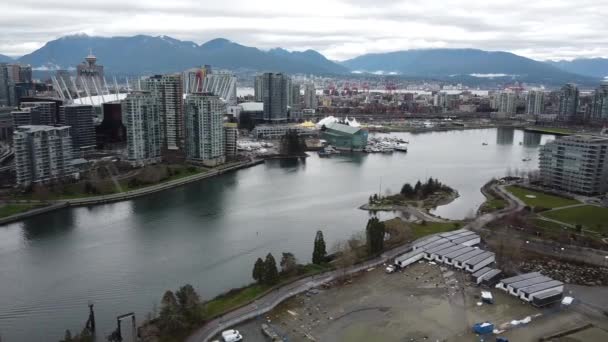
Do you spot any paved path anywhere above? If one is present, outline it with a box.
[186,241,415,342]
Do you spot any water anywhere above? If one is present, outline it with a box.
[0,128,554,341]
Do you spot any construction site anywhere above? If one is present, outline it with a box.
[231,230,608,342]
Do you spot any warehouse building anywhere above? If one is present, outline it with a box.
[507,275,554,296]
[472,267,502,286]
[453,249,486,269]
[496,272,543,291]
[394,249,425,268]
[320,122,368,151]
[519,280,564,302]
[463,251,495,273]
[443,246,476,265]
[433,244,470,263]
[423,242,455,260]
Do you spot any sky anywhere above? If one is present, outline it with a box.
[1,0,607,61]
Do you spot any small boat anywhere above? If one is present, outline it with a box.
[522,157,532,162]
[482,142,488,146]
[395,144,408,152]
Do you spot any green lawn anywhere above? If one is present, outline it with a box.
[542,205,608,234]
[480,198,507,213]
[410,221,462,238]
[505,185,579,209]
[0,204,43,218]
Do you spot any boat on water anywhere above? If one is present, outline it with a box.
[522,157,532,162]
[482,142,488,146]
[394,143,408,152]
[318,145,340,157]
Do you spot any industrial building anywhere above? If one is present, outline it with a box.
[462,251,495,273]
[320,122,368,151]
[496,272,563,307]
[13,125,76,186]
[539,134,608,195]
[184,93,226,166]
[472,267,502,286]
[394,249,424,268]
[122,92,162,166]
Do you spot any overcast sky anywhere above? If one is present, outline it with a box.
[1,0,607,61]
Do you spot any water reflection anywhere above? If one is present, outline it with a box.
[496,127,515,145]
[22,208,74,240]
[523,132,542,147]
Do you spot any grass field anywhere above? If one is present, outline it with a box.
[0,204,43,218]
[542,205,608,234]
[505,185,579,209]
[410,221,462,238]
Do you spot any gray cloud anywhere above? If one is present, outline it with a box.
[0,0,607,61]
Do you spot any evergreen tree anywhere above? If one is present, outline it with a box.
[263,253,280,285]
[175,284,202,323]
[414,180,422,194]
[312,230,327,264]
[400,183,414,197]
[252,257,265,283]
[366,217,386,255]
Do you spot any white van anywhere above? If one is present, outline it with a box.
[221,329,243,342]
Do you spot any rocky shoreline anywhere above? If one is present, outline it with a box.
[520,258,608,286]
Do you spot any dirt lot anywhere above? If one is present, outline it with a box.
[233,262,608,342]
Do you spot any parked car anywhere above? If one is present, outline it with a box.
[221,329,243,342]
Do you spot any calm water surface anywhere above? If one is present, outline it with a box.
[0,128,554,341]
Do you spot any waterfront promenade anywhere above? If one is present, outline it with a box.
[0,159,263,226]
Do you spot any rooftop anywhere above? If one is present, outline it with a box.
[325,122,362,135]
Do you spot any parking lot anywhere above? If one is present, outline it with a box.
[231,262,608,341]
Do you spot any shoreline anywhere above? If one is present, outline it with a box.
[358,190,459,223]
[0,159,264,226]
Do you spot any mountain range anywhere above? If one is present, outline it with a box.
[7,34,607,85]
[0,54,14,63]
[547,58,608,79]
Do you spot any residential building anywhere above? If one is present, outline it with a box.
[304,84,317,109]
[7,64,32,83]
[526,91,545,115]
[558,83,579,121]
[539,135,608,195]
[184,93,225,166]
[21,101,57,125]
[142,74,184,152]
[497,91,516,114]
[261,73,290,123]
[224,122,238,160]
[0,109,12,141]
[12,108,40,127]
[591,81,608,121]
[59,104,96,154]
[321,122,368,151]
[290,83,301,107]
[251,124,313,139]
[96,102,126,146]
[13,125,75,186]
[122,92,162,166]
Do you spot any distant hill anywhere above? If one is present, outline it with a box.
[17,34,348,75]
[547,58,608,79]
[0,54,14,63]
[341,48,598,85]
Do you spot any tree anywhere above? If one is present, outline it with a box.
[400,183,414,197]
[366,217,386,255]
[263,253,279,285]
[175,284,202,323]
[158,290,186,334]
[312,230,327,265]
[280,252,297,274]
[414,180,422,194]
[252,257,265,283]
[63,330,72,342]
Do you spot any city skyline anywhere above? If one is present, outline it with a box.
[2,0,608,61]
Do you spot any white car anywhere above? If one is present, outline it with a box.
[221,329,243,342]
[385,265,396,273]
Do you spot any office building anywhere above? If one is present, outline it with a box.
[497,91,516,114]
[254,75,263,102]
[290,83,301,107]
[591,81,608,121]
[558,83,579,121]
[261,73,290,123]
[526,91,545,115]
[184,93,225,166]
[224,122,238,160]
[60,104,97,154]
[96,102,126,146]
[7,64,32,83]
[122,92,162,166]
[21,102,57,125]
[0,63,16,107]
[304,84,317,109]
[539,135,608,195]
[13,125,75,186]
[143,74,184,152]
